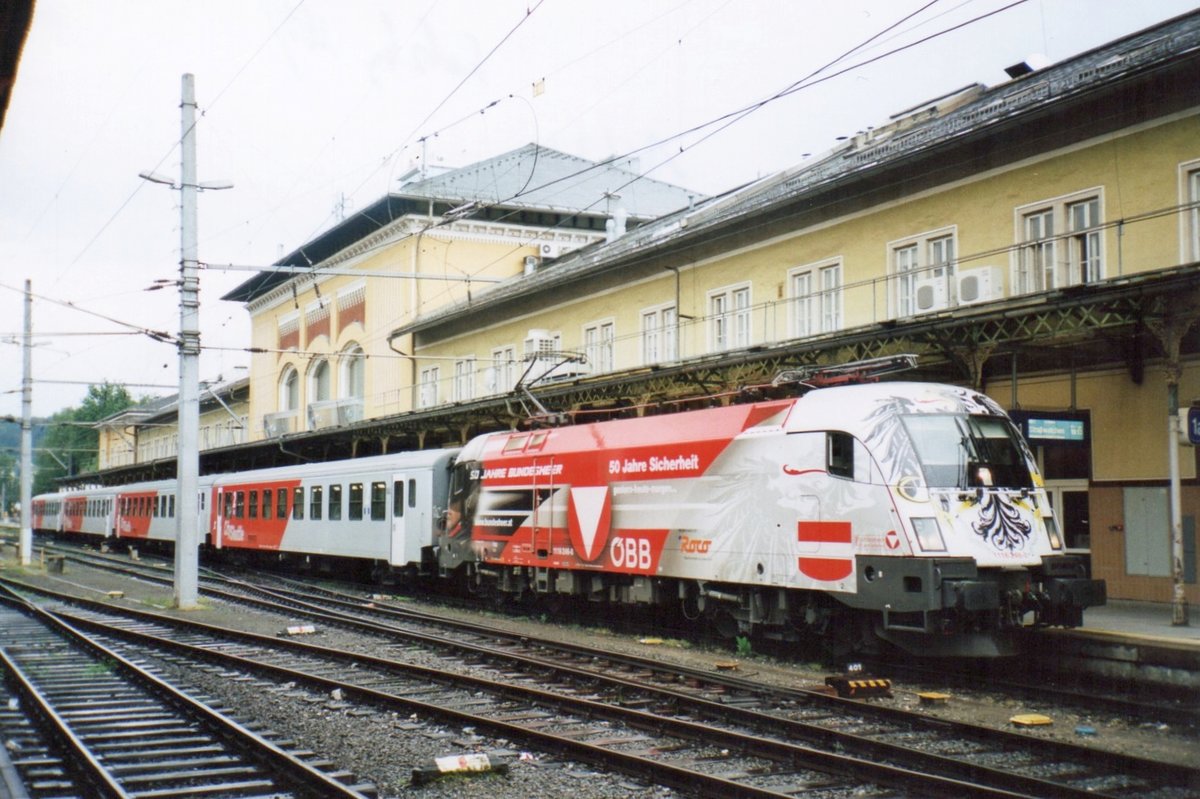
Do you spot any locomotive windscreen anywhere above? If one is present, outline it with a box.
[901,414,1034,489]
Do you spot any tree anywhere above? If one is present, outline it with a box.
[33,383,134,495]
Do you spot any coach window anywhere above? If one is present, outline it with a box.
[311,485,323,520]
[223,492,234,519]
[349,483,363,520]
[275,489,287,519]
[263,489,273,520]
[393,480,404,517]
[249,490,259,519]
[329,484,343,521]
[235,491,245,519]
[370,482,386,520]
[292,487,304,520]
[169,496,175,517]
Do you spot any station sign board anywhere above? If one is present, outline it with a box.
[1178,407,1200,446]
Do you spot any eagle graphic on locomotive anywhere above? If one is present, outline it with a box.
[33,362,1104,658]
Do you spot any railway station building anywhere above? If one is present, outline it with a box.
[99,10,1200,608]
[385,11,1200,607]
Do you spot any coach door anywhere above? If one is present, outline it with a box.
[212,487,226,549]
[390,472,429,568]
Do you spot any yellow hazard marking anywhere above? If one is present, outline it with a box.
[1010,713,1053,726]
[918,692,951,704]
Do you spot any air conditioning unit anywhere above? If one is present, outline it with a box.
[956,266,1004,305]
[914,274,951,312]
[523,255,540,275]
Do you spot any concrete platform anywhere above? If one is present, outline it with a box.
[1080,599,1200,645]
[1027,600,1200,695]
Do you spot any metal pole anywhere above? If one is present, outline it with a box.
[175,73,200,609]
[19,279,32,566]
[1167,373,1189,626]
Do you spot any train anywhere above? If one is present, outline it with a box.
[32,379,1106,657]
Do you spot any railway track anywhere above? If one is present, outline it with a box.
[40,541,1200,731]
[0,585,375,798]
[5,565,1199,798]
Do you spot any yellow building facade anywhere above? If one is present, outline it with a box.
[226,146,702,442]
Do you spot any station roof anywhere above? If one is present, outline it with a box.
[222,144,703,304]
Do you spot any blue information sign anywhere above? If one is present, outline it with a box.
[1185,407,1200,445]
[1027,418,1085,442]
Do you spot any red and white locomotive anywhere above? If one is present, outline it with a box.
[34,379,1104,657]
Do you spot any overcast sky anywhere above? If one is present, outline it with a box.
[0,0,1194,419]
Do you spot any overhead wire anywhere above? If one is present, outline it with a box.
[290,0,1022,291]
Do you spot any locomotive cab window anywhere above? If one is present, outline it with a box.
[827,432,854,479]
[901,414,1033,489]
[446,460,481,537]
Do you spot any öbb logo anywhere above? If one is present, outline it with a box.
[609,536,652,570]
[680,535,711,554]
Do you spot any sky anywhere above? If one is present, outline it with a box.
[0,0,1196,419]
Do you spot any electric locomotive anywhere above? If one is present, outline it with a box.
[438,381,1105,657]
[33,377,1104,657]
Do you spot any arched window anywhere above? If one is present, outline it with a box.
[309,359,331,403]
[340,344,365,400]
[278,367,299,411]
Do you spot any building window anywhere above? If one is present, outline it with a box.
[419,366,440,409]
[791,260,843,337]
[583,320,614,373]
[487,346,517,394]
[1067,197,1101,284]
[1186,165,1200,263]
[309,359,331,403]
[453,358,475,402]
[708,284,751,351]
[339,344,365,400]
[890,229,956,316]
[279,367,299,411]
[641,304,676,365]
[820,263,842,332]
[1016,191,1103,294]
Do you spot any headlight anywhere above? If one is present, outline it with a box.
[911,517,946,551]
[1044,516,1063,550]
